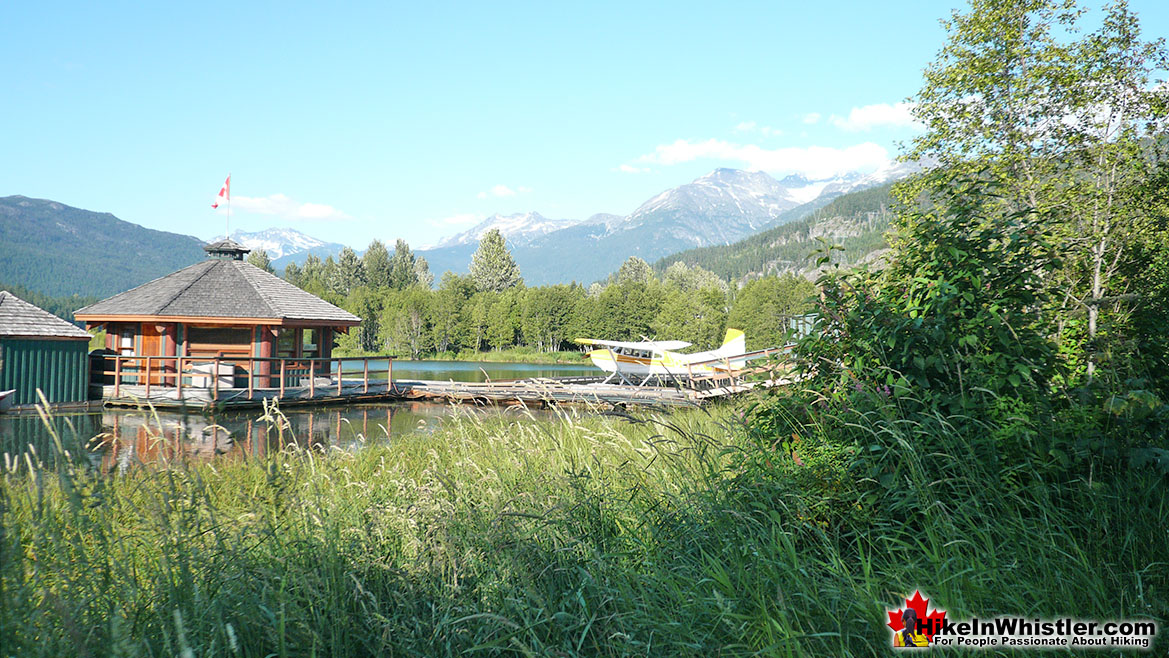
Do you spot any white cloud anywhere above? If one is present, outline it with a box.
[803,112,822,125]
[427,213,480,228]
[734,120,781,136]
[478,184,526,199]
[223,194,350,221]
[638,138,890,179]
[615,164,651,174]
[829,102,921,132]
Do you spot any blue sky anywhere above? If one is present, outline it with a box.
[2,1,1166,249]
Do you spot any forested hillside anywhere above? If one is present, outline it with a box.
[0,282,98,324]
[284,231,815,358]
[0,196,206,298]
[653,183,895,283]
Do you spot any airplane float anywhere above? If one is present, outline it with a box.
[574,328,788,385]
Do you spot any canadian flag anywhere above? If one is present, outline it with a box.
[212,174,231,209]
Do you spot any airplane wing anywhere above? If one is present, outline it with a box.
[574,338,692,350]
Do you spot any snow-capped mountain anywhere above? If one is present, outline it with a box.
[619,168,815,247]
[211,228,343,260]
[434,212,580,249]
[420,165,916,285]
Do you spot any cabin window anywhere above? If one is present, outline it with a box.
[277,329,297,358]
[120,328,135,355]
[302,329,319,358]
[186,326,253,358]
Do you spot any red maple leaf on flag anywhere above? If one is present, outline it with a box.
[887,590,947,640]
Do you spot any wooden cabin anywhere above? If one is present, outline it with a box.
[0,290,92,406]
[75,239,361,389]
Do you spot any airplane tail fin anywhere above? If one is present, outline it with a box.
[714,328,746,356]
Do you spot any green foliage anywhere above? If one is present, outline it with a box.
[0,282,98,324]
[469,228,523,292]
[4,402,1167,656]
[330,247,365,296]
[389,239,419,290]
[430,273,474,353]
[804,178,1061,412]
[615,256,654,285]
[361,239,391,289]
[905,0,1169,385]
[377,286,430,358]
[727,274,814,350]
[520,285,583,352]
[486,289,520,350]
[245,248,274,273]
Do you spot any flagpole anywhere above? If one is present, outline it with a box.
[226,172,232,238]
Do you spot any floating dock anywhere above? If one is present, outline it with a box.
[92,354,793,411]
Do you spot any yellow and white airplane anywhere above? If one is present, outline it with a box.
[575,328,781,383]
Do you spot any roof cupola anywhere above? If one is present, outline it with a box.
[204,238,251,260]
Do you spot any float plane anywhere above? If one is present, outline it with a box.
[574,328,785,384]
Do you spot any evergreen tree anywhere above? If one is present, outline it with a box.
[283,261,303,287]
[470,229,523,292]
[414,255,434,289]
[246,248,275,274]
[331,247,365,296]
[389,239,417,290]
[362,240,392,289]
[616,257,654,286]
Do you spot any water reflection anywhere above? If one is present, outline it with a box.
[1,402,560,473]
[346,359,597,383]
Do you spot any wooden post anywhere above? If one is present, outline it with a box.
[363,358,369,394]
[177,356,184,399]
[280,360,286,398]
[309,360,316,398]
[387,358,393,393]
[114,356,122,398]
[145,357,151,398]
[213,357,220,401]
[248,358,254,400]
[336,358,342,396]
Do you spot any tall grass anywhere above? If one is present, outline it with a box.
[1,398,1165,656]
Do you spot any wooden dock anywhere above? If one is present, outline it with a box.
[92,353,794,411]
[399,378,698,407]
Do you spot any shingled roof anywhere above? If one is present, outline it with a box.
[74,260,361,325]
[0,291,92,340]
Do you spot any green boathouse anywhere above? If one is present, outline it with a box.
[0,290,92,407]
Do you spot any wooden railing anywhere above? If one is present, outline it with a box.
[90,354,394,401]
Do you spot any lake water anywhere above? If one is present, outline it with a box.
[0,360,601,472]
[371,358,598,382]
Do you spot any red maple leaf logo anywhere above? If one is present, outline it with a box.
[887,590,947,641]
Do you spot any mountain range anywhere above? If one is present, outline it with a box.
[0,164,915,300]
[418,162,916,284]
[209,228,349,271]
[0,195,206,298]
[653,182,897,284]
